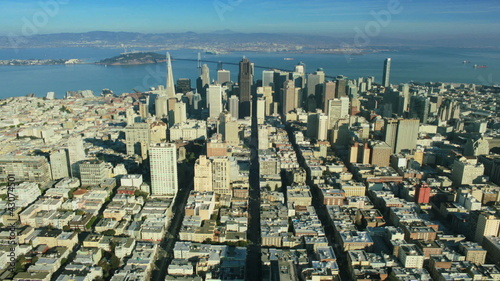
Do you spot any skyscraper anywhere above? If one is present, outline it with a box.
[238,57,254,118]
[126,107,135,126]
[258,86,274,116]
[262,70,275,88]
[317,113,328,141]
[281,80,297,115]
[401,83,410,113]
[395,119,420,153]
[211,156,231,195]
[361,143,371,164]
[67,135,86,178]
[322,81,336,112]
[385,118,419,154]
[304,68,325,111]
[291,68,305,89]
[382,58,391,87]
[347,80,358,98]
[155,95,168,118]
[207,84,223,119]
[307,69,325,99]
[176,78,191,94]
[174,101,187,125]
[166,52,176,98]
[149,142,178,197]
[217,69,231,85]
[125,123,151,158]
[349,142,359,163]
[201,64,210,88]
[192,92,202,111]
[79,160,108,187]
[50,149,69,180]
[256,97,265,125]
[327,97,349,130]
[350,98,361,116]
[409,95,430,124]
[335,76,347,98]
[219,111,239,145]
[229,95,239,120]
[383,89,406,117]
[273,70,288,94]
[295,62,305,75]
[139,102,148,120]
[384,119,399,153]
[474,212,500,243]
[438,99,460,122]
[197,64,210,105]
[194,155,213,192]
[306,113,319,139]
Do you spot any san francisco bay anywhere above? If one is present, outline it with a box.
[0,47,498,99]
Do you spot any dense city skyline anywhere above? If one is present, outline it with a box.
[1,1,500,280]
[1,54,499,279]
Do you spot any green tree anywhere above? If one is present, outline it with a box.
[86,216,97,230]
[59,106,71,113]
[15,255,27,273]
[134,190,148,200]
[102,229,116,236]
[98,259,111,278]
[110,255,121,269]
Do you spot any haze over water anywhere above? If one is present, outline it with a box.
[0,47,498,99]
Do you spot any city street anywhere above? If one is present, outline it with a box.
[152,168,193,281]
[246,90,263,281]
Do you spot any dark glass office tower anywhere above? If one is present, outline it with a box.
[176,78,191,94]
[238,57,254,118]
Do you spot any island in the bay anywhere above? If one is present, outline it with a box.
[0,58,82,66]
[97,52,167,65]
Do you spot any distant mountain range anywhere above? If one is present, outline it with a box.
[0,30,498,50]
[0,30,341,49]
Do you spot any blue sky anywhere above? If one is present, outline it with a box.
[1,0,499,37]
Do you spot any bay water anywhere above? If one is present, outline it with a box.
[0,47,498,99]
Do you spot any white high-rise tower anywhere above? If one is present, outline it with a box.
[149,143,178,197]
[382,58,391,88]
[207,84,222,119]
[67,135,86,178]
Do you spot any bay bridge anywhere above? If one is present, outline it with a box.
[169,53,339,80]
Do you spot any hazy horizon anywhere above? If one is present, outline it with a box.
[1,0,499,46]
